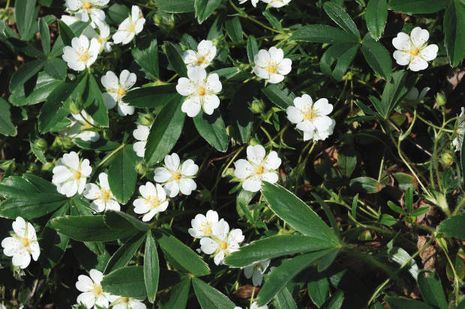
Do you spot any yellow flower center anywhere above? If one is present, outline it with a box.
[73,170,82,180]
[117,87,126,98]
[409,47,420,56]
[219,241,228,250]
[79,51,91,63]
[304,108,317,120]
[197,86,207,96]
[147,195,161,209]
[201,223,212,236]
[93,284,103,296]
[196,56,206,65]
[82,1,92,10]
[101,189,111,202]
[21,237,30,248]
[255,165,265,175]
[127,22,136,33]
[266,63,278,74]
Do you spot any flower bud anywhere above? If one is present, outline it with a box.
[33,138,48,151]
[440,152,454,168]
[250,99,265,114]
[69,101,81,115]
[138,113,154,127]
[435,92,446,107]
[135,161,148,175]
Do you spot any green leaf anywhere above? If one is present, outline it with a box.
[101,266,146,299]
[262,84,295,109]
[9,59,45,92]
[195,0,223,24]
[0,98,16,136]
[350,176,385,193]
[44,58,67,80]
[50,215,137,242]
[192,278,236,309]
[159,278,191,309]
[257,249,337,306]
[247,35,259,65]
[108,145,138,204]
[385,296,434,309]
[193,111,229,152]
[39,18,51,54]
[320,43,359,81]
[164,42,187,77]
[86,74,109,127]
[104,233,146,273]
[9,71,61,106]
[225,235,337,267]
[418,271,448,309]
[326,290,344,309]
[124,85,177,110]
[361,34,392,79]
[0,175,67,219]
[365,0,388,40]
[15,0,37,40]
[437,214,465,239]
[378,70,412,118]
[273,287,298,309]
[323,2,360,38]
[444,0,465,67]
[389,0,447,14]
[58,20,76,46]
[132,39,159,80]
[225,17,243,43]
[144,232,160,303]
[229,83,255,143]
[156,0,195,13]
[104,211,149,232]
[262,182,339,243]
[156,230,210,276]
[145,96,186,165]
[308,277,330,307]
[292,25,359,44]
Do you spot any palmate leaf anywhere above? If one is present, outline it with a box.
[0,174,67,219]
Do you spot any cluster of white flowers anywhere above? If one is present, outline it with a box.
[1,217,40,269]
[176,40,223,117]
[239,0,291,8]
[286,94,336,142]
[62,4,145,68]
[189,210,244,265]
[392,27,438,72]
[75,269,146,309]
[234,144,282,192]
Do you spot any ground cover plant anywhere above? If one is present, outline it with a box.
[0,0,465,308]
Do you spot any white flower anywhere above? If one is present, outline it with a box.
[61,14,80,26]
[52,151,92,197]
[83,173,120,213]
[65,110,100,142]
[132,124,150,158]
[244,259,270,286]
[133,182,169,222]
[110,296,147,309]
[286,94,336,142]
[392,27,438,72]
[238,0,260,7]
[62,35,100,71]
[95,20,113,53]
[253,47,292,84]
[75,269,111,309]
[101,70,137,116]
[188,210,219,239]
[453,107,465,152]
[176,67,222,117]
[153,153,199,198]
[65,0,108,26]
[262,0,291,8]
[183,40,217,69]
[233,145,281,192]
[199,220,244,265]
[112,5,145,45]
[1,217,40,269]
